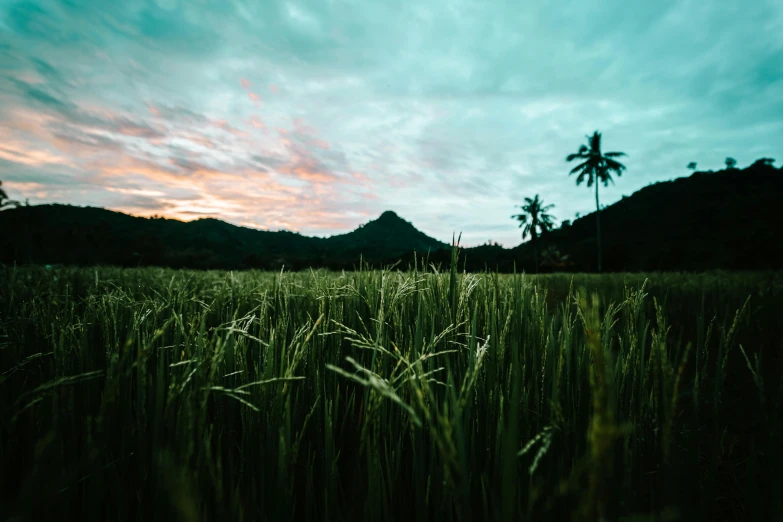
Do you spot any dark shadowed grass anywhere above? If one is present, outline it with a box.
[0,263,781,522]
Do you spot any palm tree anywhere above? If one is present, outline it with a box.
[511,194,556,273]
[566,131,626,272]
[0,181,20,210]
[540,245,570,271]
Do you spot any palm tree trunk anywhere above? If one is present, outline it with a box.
[534,243,539,274]
[595,181,602,272]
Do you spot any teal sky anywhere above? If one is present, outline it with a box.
[1,0,782,246]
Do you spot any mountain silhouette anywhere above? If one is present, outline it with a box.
[329,210,447,258]
[0,206,447,270]
[0,159,780,271]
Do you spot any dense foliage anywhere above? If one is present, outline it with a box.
[1,263,781,521]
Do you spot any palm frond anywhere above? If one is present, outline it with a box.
[565,144,589,162]
[567,131,626,200]
[604,158,626,171]
[513,193,556,242]
[538,218,556,231]
[569,161,590,175]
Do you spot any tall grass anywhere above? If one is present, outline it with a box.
[0,263,781,521]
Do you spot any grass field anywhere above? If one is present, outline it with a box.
[1,261,782,521]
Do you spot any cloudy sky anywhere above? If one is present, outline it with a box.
[1,0,782,246]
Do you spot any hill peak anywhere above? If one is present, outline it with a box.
[325,209,447,256]
[361,211,425,235]
[377,210,402,221]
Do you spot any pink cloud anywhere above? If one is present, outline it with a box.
[269,84,280,94]
[246,115,266,131]
[116,122,165,139]
[353,172,372,183]
[248,92,260,102]
[266,218,299,231]
[95,156,183,182]
[0,97,377,236]
[0,111,80,164]
[4,181,45,192]
[2,109,58,140]
[270,132,339,185]
[167,158,228,178]
[182,133,217,149]
[0,144,68,166]
[292,118,317,135]
[211,118,250,137]
[239,221,269,230]
[240,78,252,89]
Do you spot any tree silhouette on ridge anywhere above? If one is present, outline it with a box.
[565,131,626,272]
[511,194,556,274]
[0,181,20,210]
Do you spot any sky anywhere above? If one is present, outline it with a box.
[1,0,782,246]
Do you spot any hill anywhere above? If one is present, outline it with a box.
[0,204,448,270]
[358,160,783,272]
[367,160,783,272]
[525,160,783,272]
[0,159,780,271]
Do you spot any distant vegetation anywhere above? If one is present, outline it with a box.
[0,181,20,210]
[511,194,556,273]
[1,156,780,272]
[725,157,738,169]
